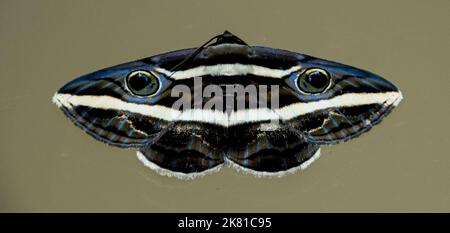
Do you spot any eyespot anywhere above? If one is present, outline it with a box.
[125,70,160,96]
[297,68,332,94]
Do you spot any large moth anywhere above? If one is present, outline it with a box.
[53,31,402,179]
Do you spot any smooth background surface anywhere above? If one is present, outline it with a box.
[1,0,449,212]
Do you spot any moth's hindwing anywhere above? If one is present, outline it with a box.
[137,122,225,179]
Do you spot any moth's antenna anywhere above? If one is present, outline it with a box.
[169,34,222,73]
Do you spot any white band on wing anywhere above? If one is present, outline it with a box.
[53,91,402,127]
[154,64,302,80]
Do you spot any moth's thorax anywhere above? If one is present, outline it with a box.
[202,43,253,57]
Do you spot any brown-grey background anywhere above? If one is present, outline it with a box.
[1,0,449,212]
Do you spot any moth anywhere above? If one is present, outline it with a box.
[53,31,402,179]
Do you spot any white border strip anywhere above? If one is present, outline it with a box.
[225,148,321,178]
